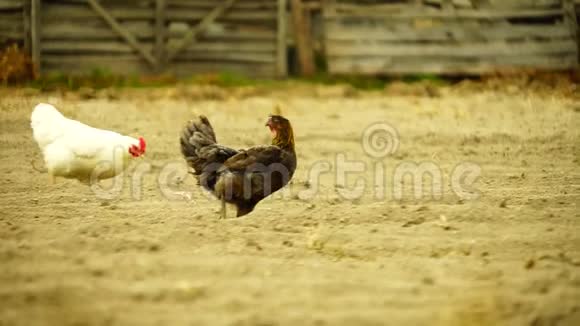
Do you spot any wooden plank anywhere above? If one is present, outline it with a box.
[326,40,578,57]
[43,5,153,20]
[324,6,564,19]
[168,9,277,22]
[484,0,560,8]
[41,21,276,41]
[0,15,24,32]
[168,0,276,9]
[491,54,579,66]
[564,0,578,38]
[41,41,154,54]
[325,23,573,42]
[42,21,154,40]
[0,0,23,10]
[563,0,579,63]
[424,0,476,8]
[166,0,237,62]
[42,5,276,22]
[328,54,578,74]
[198,26,276,40]
[277,0,287,77]
[167,23,277,40]
[87,0,157,66]
[291,0,315,76]
[0,10,21,18]
[31,0,41,74]
[0,10,24,41]
[41,0,153,4]
[166,40,276,53]
[42,54,276,78]
[335,53,579,68]
[0,30,24,41]
[41,54,142,63]
[175,51,275,63]
[328,3,409,13]
[155,0,166,70]
[42,54,149,75]
[327,1,475,13]
[23,0,30,53]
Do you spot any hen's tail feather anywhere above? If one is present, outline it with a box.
[180,115,237,177]
[181,115,215,174]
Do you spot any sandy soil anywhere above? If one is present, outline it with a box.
[1,84,579,326]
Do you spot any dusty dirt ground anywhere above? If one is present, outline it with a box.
[1,83,579,326]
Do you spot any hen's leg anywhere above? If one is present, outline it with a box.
[219,197,226,219]
[48,171,56,185]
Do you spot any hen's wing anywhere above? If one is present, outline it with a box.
[61,127,126,159]
[180,116,238,191]
[221,145,287,172]
[217,145,296,206]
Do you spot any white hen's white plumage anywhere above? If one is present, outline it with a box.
[31,103,142,183]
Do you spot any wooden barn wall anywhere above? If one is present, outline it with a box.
[165,0,280,77]
[38,0,284,78]
[323,0,580,75]
[576,0,580,53]
[0,0,26,48]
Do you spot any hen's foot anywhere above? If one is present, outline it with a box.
[219,198,226,219]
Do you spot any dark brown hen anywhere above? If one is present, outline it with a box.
[180,115,296,218]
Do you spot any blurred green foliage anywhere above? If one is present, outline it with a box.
[26,68,177,91]
[10,67,450,91]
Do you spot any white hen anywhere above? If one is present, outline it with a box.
[31,103,146,184]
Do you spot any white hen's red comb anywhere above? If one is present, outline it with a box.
[138,137,146,152]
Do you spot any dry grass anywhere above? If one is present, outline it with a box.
[0,44,36,84]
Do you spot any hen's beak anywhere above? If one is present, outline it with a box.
[266,118,277,136]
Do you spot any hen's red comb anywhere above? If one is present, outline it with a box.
[138,137,146,152]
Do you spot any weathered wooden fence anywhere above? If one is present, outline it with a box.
[0,0,27,48]
[323,0,580,74]
[1,0,287,78]
[2,0,580,77]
